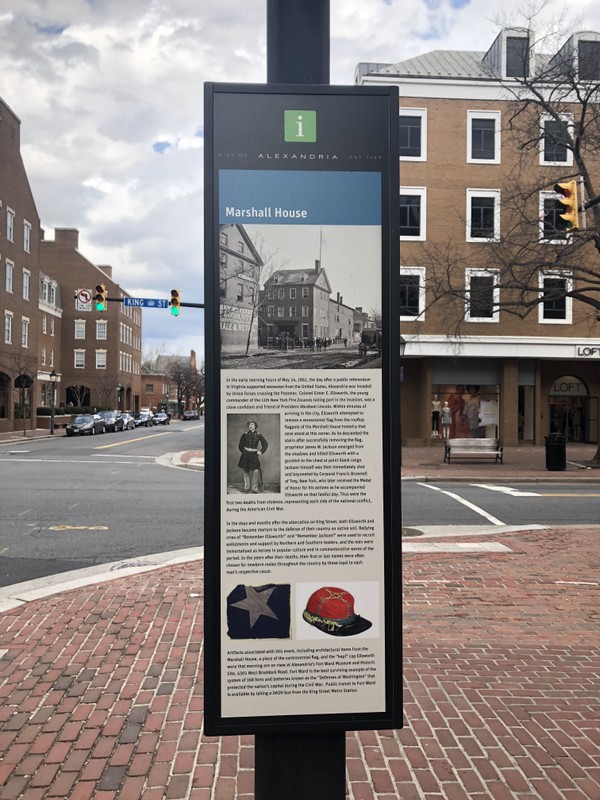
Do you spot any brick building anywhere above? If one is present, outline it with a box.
[0,98,44,433]
[358,27,600,446]
[219,224,262,354]
[40,229,142,414]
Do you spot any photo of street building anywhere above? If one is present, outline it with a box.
[219,224,382,369]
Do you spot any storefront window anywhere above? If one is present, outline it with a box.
[431,384,500,439]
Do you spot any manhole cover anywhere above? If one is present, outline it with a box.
[402,528,424,537]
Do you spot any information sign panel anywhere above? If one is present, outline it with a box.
[204,83,401,736]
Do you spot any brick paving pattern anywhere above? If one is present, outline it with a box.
[0,526,598,798]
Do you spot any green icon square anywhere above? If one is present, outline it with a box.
[284,110,316,142]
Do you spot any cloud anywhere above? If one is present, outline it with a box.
[2,0,600,358]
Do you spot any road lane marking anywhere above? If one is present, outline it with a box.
[538,493,600,497]
[94,431,171,449]
[418,483,505,525]
[49,525,109,531]
[471,484,541,497]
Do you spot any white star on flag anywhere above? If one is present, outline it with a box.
[231,586,279,628]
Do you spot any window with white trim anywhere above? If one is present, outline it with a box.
[277,307,284,317]
[399,188,426,240]
[96,320,107,339]
[539,272,572,324]
[289,288,297,299]
[42,315,47,334]
[399,108,427,161]
[74,320,86,339]
[466,269,499,322]
[267,305,274,317]
[23,221,31,253]
[4,311,13,344]
[506,35,529,78]
[49,349,54,367]
[467,111,501,163]
[22,269,30,301]
[278,288,285,299]
[302,287,309,298]
[578,39,600,81]
[289,307,296,317]
[50,318,55,336]
[540,114,573,165]
[466,190,500,241]
[302,306,309,317]
[74,350,85,369]
[6,208,14,242]
[21,317,29,348]
[96,350,107,369]
[399,267,426,321]
[5,260,13,293]
[41,347,47,366]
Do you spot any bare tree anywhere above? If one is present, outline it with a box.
[141,342,170,374]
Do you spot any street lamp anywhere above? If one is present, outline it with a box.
[49,369,57,435]
[115,383,122,411]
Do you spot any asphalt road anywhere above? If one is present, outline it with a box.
[0,421,204,586]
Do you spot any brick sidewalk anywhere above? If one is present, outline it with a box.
[1,527,598,799]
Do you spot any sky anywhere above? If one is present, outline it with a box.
[1,0,599,361]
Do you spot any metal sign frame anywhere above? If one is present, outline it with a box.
[204,82,400,736]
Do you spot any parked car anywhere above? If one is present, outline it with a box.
[120,412,136,430]
[97,410,124,432]
[183,409,198,420]
[134,411,155,428]
[154,411,170,425]
[66,414,106,436]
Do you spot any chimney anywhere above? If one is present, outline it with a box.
[99,265,113,279]
[55,228,79,248]
[315,259,321,273]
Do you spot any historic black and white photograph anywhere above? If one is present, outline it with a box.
[219,224,382,369]
[226,413,281,494]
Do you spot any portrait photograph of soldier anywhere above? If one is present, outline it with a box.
[226,413,281,495]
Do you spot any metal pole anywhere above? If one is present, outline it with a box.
[50,370,57,435]
[256,5,343,800]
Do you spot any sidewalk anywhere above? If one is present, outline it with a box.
[0,434,599,798]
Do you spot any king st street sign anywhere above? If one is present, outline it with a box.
[123,297,169,308]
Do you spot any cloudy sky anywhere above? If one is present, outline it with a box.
[1,0,598,360]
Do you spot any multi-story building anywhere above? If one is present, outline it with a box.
[142,351,202,417]
[40,229,142,413]
[0,98,43,433]
[219,224,263,353]
[357,27,600,445]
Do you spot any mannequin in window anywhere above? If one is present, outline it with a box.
[431,394,441,437]
[441,401,452,439]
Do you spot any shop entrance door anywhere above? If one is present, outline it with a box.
[549,375,589,443]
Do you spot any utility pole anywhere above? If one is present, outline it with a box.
[254,4,344,800]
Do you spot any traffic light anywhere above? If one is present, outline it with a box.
[554,180,579,230]
[94,284,107,312]
[169,289,181,316]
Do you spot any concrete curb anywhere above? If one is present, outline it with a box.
[0,547,204,613]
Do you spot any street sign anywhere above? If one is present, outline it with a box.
[123,297,169,308]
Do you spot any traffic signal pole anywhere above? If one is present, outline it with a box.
[254,4,345,800]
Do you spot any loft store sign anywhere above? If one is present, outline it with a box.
[551,376,588,396]
[576,345,600,358]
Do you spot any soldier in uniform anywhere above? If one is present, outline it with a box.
[237,420,269,493]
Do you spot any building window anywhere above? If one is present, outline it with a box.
[399,188,426,240]
[467,190,500,241]
[540,115,572,165]
[236,282,244,302]
[302,323,309,338]
[267,305,274,317]
[4,312,12,344]
[540,192,570,242]
[399,109,427,160]
[277,307,284,317]
[220,231,228,246]
[24,221,31,253]
[6,260,13,293]
[21,317,29,348]
[6,208,14,242]
[74,350,85,369]
[289,306,296,317]
[578,40,600,81]
[399,267,425,320]
[74,320,86,339]
[50,318,55,336]
[41,347,47,366]
[22,269,30,301]
[96,350,107,369]
[466,270,499,322]
[302,287,309,298]
[278,288,285,299]
[467,111,500,163]
[42,315,47,334]
[267,289,274,299]
[96,320,107,339]
[539,272,572,324]
[506,36,529,78]
[289,288,297,299]
[302,306,309,317]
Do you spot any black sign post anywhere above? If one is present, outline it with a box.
[204,80,401,797]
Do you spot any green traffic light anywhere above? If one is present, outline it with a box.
[170,305,180,316]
